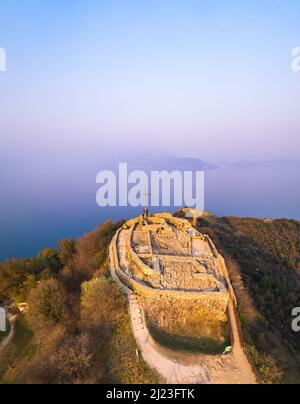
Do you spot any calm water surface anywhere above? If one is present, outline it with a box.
[1,164,299,261]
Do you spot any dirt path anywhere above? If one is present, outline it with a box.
[0,314,17,354]
[110,226,257,385]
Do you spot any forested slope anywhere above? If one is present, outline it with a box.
[0,221,157,384]
[1,214,300,384]
[195,215,300,384]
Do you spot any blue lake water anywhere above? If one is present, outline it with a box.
[0,163,299,262]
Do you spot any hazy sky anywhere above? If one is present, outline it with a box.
[0,0,300,162]
[1,1,300,260]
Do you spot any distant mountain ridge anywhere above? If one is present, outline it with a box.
[222,159,300,169]
[128,157,218,172]
[128,157,300,172]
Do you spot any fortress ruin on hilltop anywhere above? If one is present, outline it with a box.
[120,213,230,317]
[109,211,256,384]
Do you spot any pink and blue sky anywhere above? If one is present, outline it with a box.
[0,0,300,161]
[0,0,300,260]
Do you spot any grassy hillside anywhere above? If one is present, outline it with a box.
[0,221,157,384]
[1,214,300,384]
[194,214,300,384]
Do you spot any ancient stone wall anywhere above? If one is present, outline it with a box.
[113,249,229,314]
[128,248,157,277]
[112,219,230,316]
[110,217,245,355]
[143,295,229,327]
